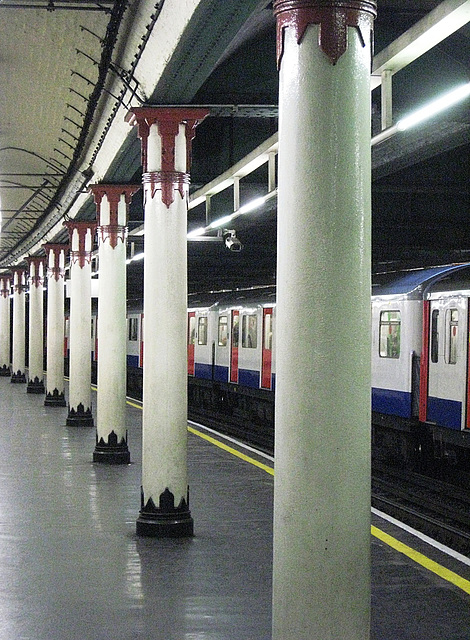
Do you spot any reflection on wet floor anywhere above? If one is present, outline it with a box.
[0,379,273,640]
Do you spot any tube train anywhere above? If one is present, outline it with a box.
[87,264,470,465]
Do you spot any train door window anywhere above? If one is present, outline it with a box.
[188,315,196,345]
[198,316,208,345]
[242,314,257,348]
[379,311,401,358]
[91,317,95,339]
[218,316,228,346]
[232,314,239,348]
[128,317,138,341]
[431,309,439,363]
[446,308,458,365]
[263,311,272,350]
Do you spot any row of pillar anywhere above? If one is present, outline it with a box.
[0,202,137,465]
[0,1,376,636]
[0,253,65,405]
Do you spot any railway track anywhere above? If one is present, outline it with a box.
[128,379,470,555]
[189,407,470,554]
[372,465,470,555]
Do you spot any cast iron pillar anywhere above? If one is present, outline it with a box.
[90,183,140,464]
[11,268,27,383]
[0,275,11,376]
[26,256,46,394]
[64,221,96,427]
[272,2,376,639]
[43,244,67,407]
[127,106,209,536]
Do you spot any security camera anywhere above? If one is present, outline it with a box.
[223,229,243,252]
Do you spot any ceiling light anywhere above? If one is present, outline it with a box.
[239,196,266,214]
[187,227,206,238]
[397,81,470,131]
[209,214,234,229]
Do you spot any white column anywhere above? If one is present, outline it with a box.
[64,221,96,427]
[91,184,139,464]
[44,244,67,407]
[26,257,45,394]
[0,275,11,376]
[127,106,209,536]
[11,268,26,383]
[272,2,376,639]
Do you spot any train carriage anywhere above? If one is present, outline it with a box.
[421,278,470,433]
[121,268,470,463]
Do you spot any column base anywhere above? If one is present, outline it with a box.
[11,370,26,383]
[27,377,45,394]
[66,403,94,427]
[93,430,130,464]
[0,365,11,377]
[136,487,193,538]
[45,389,66,407]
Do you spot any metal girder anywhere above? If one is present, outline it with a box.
[372,0,470,89]
[0,0,114,9]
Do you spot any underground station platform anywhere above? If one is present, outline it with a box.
[0,376,469,639]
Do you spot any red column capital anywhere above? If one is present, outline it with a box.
[64,221,97,268]
[89,184,140,249]
[25,256,46,288]
[126,107,210,208]
[43,243,68,281]
[273,0,377,66]
[0,275,11,298]
[11,268,26,293]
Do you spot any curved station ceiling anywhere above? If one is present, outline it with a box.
[1,0,470,296]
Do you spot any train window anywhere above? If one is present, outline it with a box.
[232,314,239,348]
[431,309,439,363]
[198,316,208,345]
[91,317,95,339]
[242,314,257,348]
[263,312,272,350]
[128,317,138,341]
[379,311,401,358]
[188,315,196,345]
[447,308,458,365]
[218,316,228,346]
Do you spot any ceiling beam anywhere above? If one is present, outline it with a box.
[372,0,470,89]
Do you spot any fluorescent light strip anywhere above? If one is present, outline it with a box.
[373,81,470,145]
[126,252,145,264]
[189,190,277,239]
[397,81,470,131]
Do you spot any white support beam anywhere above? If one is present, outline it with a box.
[189,133,278,210]
[371,0,470,90]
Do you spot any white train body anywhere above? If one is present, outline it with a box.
[79,266,470,457]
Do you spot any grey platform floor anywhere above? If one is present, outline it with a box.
[0,376,469,639]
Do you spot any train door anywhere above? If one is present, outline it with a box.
[91,316,98,361]
[139,313,144,368]
[230,310,239,383]
[425,297,468,430]
[188,311,196,376]
[64,315,69,358]
[261,307,273,389]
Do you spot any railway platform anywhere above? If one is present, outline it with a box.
[0,375,469,639]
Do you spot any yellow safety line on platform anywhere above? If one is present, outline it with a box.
[187,425,274,475]
[121,396,469,595]
[371,525,470,595]
[126,399,142,410]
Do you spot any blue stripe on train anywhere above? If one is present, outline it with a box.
[194,363,212,379]
[238,369,260,389]
[214,365,228,383]
[371,387,412,419]
[427,397,462,430]
[194,363,261,389]
[127,354,139,368]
